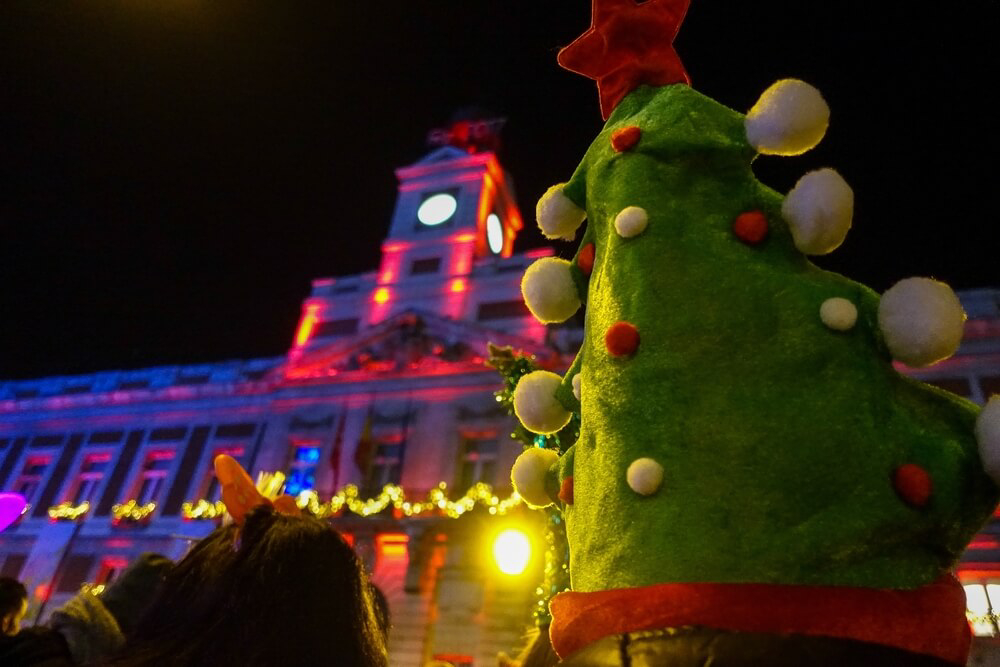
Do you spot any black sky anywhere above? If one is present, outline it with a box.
[0,1,996,380]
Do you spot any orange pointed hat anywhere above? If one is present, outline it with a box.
[214,454,301,524]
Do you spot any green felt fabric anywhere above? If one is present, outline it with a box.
[551,83,998,593]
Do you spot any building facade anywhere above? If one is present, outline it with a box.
[1,122,998,666]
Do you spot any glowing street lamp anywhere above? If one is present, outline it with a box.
[492,528,531,575]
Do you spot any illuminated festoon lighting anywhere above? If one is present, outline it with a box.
[417,193,458,226]
[492,528,531,575]
[486,213,504,254]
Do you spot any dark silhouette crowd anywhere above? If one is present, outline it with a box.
[1,454,553,667]
[1,504,390,667]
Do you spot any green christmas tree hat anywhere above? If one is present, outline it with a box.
[507,0,1000,663]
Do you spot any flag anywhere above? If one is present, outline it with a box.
[329,408,347,489]
[354,406,375,475]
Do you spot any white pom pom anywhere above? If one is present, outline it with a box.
[536,184,586,241]
[745,79,830,156]
[521,258,581,324]
[781,168,854,255]
[820,297,858,331]
[572,373,582,402]
[614,206,649,238]
[878,278,966,367]
[626,457,664,496]
[513,370,572,434]
[511,447,559,508]
[977,398,1000,485]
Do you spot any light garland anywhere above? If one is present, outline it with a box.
[967,611,1000,623]
[181,499,228,520]
[48,501,90,521]
[112,500,157,522]
[181,481,522,520]
[81,583,106,596]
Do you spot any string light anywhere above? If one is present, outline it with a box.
[112,500,156,522]
[48,501,90,521]
[181,499,227,520]
[81,583,106,596]
[181,481,522,520]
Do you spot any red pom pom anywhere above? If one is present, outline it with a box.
[894,464,933,508]
[577,243,595,276]
[732,211,769,245]
[611,126,642,153]
[559,476,575,505]
[605,321,640,357]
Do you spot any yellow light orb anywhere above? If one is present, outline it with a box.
[493,529,531,575]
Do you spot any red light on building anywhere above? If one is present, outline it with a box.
[970,537,1000,550]
[34,583,50,601]
[373,288,391,304]
[105,539,134,548]
[450,279,466,293]
[376,532,409,561]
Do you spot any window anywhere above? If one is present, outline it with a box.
[215,423,256,438]
[286,442,321,496]
[117,380,151,390]
[149,426,187,442]
[315,318,360,338]
[89,431,124,445]
[457,435,499,492]
[176,374,210,386]
[133,450,175,505]
[69,453,111,506]
[14,456,51,504]
[964,581,1000,636]
[364,439,402,495]
[410,257,441,275]
[1,554,26,579]
[56,555,95,594]
[476,300,531,321]
[201,446,246,501]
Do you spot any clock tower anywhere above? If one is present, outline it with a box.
[290,116,545,355]
[369,116,524,324]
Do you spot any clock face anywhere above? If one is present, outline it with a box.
[486,213,504,254]
[417,193,458,226]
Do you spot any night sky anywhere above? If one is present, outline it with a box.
[0,1,996,380]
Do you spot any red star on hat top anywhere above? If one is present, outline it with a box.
[558,0,691,120]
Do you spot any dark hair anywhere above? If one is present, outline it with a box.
[102,506,387,667]
[506,626,559,667]
[369,584,389,641]
[0,577,27,618]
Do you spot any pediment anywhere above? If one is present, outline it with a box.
[284,309,554,382]
[411,145,470,166]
